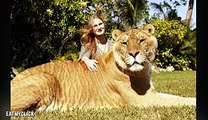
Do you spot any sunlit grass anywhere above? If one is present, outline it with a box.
[11,71,196,120]
[152,70,196,97]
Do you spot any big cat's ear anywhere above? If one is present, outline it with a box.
[143,24,158,63]
[112,29,123,41]
[143,24,155,35]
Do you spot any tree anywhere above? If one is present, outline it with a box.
[8,0,162,68]
[11,0,88,68]
[113,0,149,27]
[149,1,181,21]
[183,0,194,26]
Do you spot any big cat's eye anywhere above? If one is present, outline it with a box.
[121,41,128,46]
[140,39,145,44]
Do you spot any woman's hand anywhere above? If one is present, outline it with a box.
[82,57,98,71]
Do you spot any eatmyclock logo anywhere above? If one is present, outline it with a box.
[6,110,35,117]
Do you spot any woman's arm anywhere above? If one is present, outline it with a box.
[78,45,98,71]
[78,45,91,61]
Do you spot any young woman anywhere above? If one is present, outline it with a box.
[78,15,114,71]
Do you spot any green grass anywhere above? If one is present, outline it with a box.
[11,71,196,120]
[152,70,196,97]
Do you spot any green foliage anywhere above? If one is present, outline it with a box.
[113,0,149,27]
[11,0,89,68]
[11,0,195,70]
[150,19,196,70]
[179,29,196,69]
[149,0,185,21]
[11,0,149,68]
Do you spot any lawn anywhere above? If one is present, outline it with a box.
[11,70,196,120]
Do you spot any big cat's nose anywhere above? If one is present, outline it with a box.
[128,50,140,57]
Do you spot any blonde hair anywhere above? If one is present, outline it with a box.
[79,15,104,59]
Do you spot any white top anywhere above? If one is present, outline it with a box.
[78,40,114,60]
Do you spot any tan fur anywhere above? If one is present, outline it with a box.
[11,24,196,112]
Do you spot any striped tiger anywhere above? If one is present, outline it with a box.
[11,24,196,111]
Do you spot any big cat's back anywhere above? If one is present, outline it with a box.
[11,60,87,85]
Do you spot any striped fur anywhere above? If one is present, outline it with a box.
[11,26,196,111]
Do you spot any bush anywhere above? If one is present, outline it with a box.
[11,0,89,68]
[150,19,196,70]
